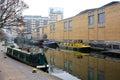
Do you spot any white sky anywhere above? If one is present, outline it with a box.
[23,0,118,19]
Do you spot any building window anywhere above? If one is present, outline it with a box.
[68,19,72,30]
[64,59,67,70]
[43,20,48,25]
[50,24,53,31]
[88,11,94,27]
[0,0,5,4]
[98,9,105,27]
[98,71,105,80]
[88,68,94,80]
[34,29,36,32]
[64,21,67,31]
[32,24,35,27]
[53,24,56,31]
[88,15,94,26]
[50,24,55,32]
[68,61,72,73]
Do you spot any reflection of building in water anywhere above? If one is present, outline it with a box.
[45,49,120,80]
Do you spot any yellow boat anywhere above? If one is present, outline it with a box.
[59,42,91,53]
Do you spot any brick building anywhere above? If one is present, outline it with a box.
[43,1,120,49]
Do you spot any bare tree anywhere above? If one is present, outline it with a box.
[0,0,28,28]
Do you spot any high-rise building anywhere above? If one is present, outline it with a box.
[0,0,5,4]
[23,7,64,33]
[49,7,63,23]
[23,16,49,33]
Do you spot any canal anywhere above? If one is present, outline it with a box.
[43,47,120,80]
[16,43,120,80]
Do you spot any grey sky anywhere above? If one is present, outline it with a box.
[23,0,116,18]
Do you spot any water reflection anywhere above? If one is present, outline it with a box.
[23,44,120,80]
[49,65,80,80]
[45,48,120,80]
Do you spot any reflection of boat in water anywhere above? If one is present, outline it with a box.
[6,46,49,72]
[100,50,120,58]
[60,49,90,59]
[43,41,59,49]
[59,42,91,53]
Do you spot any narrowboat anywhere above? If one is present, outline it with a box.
[6,47,49,71]
[43,41,59,49]
[59,42,91,53]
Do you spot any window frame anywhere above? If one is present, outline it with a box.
[64,21,67,31]
[68,19,72,30]
[98,8,105,27]
[88,11,94,28]
[88,15,94,27]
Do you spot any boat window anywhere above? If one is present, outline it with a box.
[113,45,120,49]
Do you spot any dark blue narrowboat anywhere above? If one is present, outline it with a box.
[43,41,59,49]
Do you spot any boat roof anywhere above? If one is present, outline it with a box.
[8,47,43,55]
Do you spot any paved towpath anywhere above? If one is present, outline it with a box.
[0,51,62,80]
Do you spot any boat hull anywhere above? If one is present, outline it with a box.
[6,47,49,71]
[43,41,59,49]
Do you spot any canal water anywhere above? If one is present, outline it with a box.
[20,44,120,80]
[43,47,120,80]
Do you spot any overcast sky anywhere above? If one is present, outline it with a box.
[23,0,117,19]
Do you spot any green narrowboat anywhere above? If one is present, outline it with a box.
[6,47,49,71]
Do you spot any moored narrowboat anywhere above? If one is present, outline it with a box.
[6,47,49,71]
[43,41,59,49]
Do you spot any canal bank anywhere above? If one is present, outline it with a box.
[0,51,61,80]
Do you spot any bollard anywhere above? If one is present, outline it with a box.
[32,68,37,73]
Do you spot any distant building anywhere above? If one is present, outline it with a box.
[32,26,46,40]
[49,7,63,23]
[23,16,49,33]
[0,0,5,4]
[24,7,64,40]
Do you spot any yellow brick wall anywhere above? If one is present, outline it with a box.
[88,4,120,41]
[55,21,64,40]
[88,10,98,40]
[105,4,120,41]
[78,14,89,40]
[44,3,120,41]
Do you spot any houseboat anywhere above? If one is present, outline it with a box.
[6,46,49,71]
[43,41,59,49]
[59,42,91,53]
